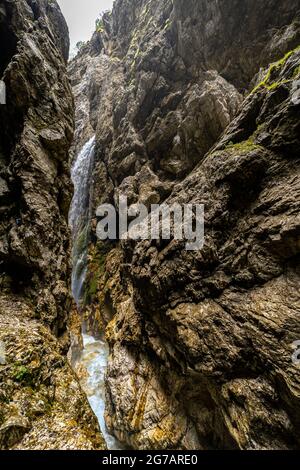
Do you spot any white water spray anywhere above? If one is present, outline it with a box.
[69,136,95,306]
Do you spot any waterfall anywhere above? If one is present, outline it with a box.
[69,136,123,450]
[69,135,95,306]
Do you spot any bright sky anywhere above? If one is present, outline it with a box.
[57,0,114,55]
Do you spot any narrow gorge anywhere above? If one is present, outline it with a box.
[1,0,300,452]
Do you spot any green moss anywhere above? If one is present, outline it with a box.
[76,41,85,51]
[134,47,141,59]
[82,242,112,304]
[225,137,263,153]
[293,65,300,78]
[12,364,32,385]
[74,224,89,255]
[86,276,98,300]
[251,46,300,94]
[93,242,111,274]
[163,19,172,31]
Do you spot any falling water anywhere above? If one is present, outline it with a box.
[69,135,95,306]
[69,136,123,450]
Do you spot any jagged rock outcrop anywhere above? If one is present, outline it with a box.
[71,0,300,450]
[0,0,105,449]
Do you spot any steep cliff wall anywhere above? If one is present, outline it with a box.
[0,0,105,449]
[71,0,300,450]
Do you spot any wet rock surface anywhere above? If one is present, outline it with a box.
[73,0,300,450]
[74,333,125,450]
[0,0,105,449]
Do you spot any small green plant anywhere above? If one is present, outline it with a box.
[76,41,85,51]
[96,18,104,33]
[12,364,32,384]
[95,10,110,33]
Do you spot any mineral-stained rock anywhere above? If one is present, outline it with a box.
[0,0,105,450]
[108,47,300,450]
[71,0,300,450]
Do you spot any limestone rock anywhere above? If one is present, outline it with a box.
[0,0,105,450]
[71,0,300,450]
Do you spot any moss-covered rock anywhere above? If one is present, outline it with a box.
[251,46,300,93]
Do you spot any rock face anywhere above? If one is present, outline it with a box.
[0,0,105,449]
[71,0,300,450]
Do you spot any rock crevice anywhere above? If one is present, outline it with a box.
[0,0,105,450]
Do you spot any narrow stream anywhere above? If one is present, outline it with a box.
[77,334,124,450]
[69,136,122,450]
